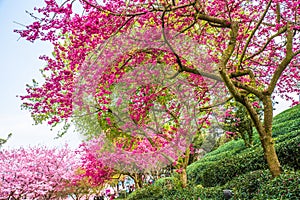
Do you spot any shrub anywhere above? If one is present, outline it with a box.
[196,169,300,200]
[149,185,224,200]
[203,139,245,158]
[275,129,300,143]
[224,170,271,199]
[188,147,267,187]
[126,185,163,200]
[188,135,300,187]
[188,104,299,184]
[276,134,300,170]
[129,105,300,199]
[200,143,246,163]
[153,176,181,190]
[272,119,300,137]
[187,160,217,185]
[273,104,300,124]
[253,170,300,200]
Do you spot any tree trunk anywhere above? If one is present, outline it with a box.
[215,21,283,178]
[261,135,281,177]
[179,147,190,188]
[243,96,281,177]
[132,173,143,189]
[180,168,188,188]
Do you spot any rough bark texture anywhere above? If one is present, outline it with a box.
[217,22,282,177]
[243,96,282,177]
[180,168,188,188]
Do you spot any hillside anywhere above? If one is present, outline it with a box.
[127,104,300,199]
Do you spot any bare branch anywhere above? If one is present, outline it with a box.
[276,3,280,23]
[293,49,300,56]
[229,70,254,79]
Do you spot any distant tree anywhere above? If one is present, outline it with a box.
[0,146,78,199]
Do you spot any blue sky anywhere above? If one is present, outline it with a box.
[0,0,297,149]
[0,0,81,148]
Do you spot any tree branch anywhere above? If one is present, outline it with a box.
[245,26,287,61]
[229,70,254,79]
[195,13,231,28]
[81,0,149,16]
[232,81,264,100]
[199,96,233,111]
[267,23,295,95]
[218,22,242,101]
[238,0,273,69]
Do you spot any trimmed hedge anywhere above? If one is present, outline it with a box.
[127,183,224,200]
[272,118,300,138]
[202,139,245,158]
[200,142,246,163]
[223,170,271,199]
[276,134,300,170]
[126,185,163,200]
[187,160,217,185]
[196,148,267,187]
[273,104,300,124]
[187,132,300,187]
[253,170,300,200]
[127,169,299,200]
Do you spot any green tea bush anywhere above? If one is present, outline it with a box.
[272,119,300,137]
[188,134,300,187]
[275,129,300,143]
[223,170,271,199]
[200,144,246,163]
[153,176,182,190]
[129,105,300,199]
[202,148,267,187]
[273,104,300,124]
[187,160,217,185]
[253,170,300,200]
[188,110,300,187]
[145,185,224,200]
[126,185,163,200]
[203,139,244,158]
[276,134,300,169]
[199,169,300,200]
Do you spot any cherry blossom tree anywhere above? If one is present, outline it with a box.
[16,0,300,178]
[76,140,115,187]
[0,146,78,199]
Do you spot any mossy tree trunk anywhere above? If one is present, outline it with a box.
[215,22,289,177]
[179,147,190,188]
[180,168,188,188]
[242,96,282,177]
